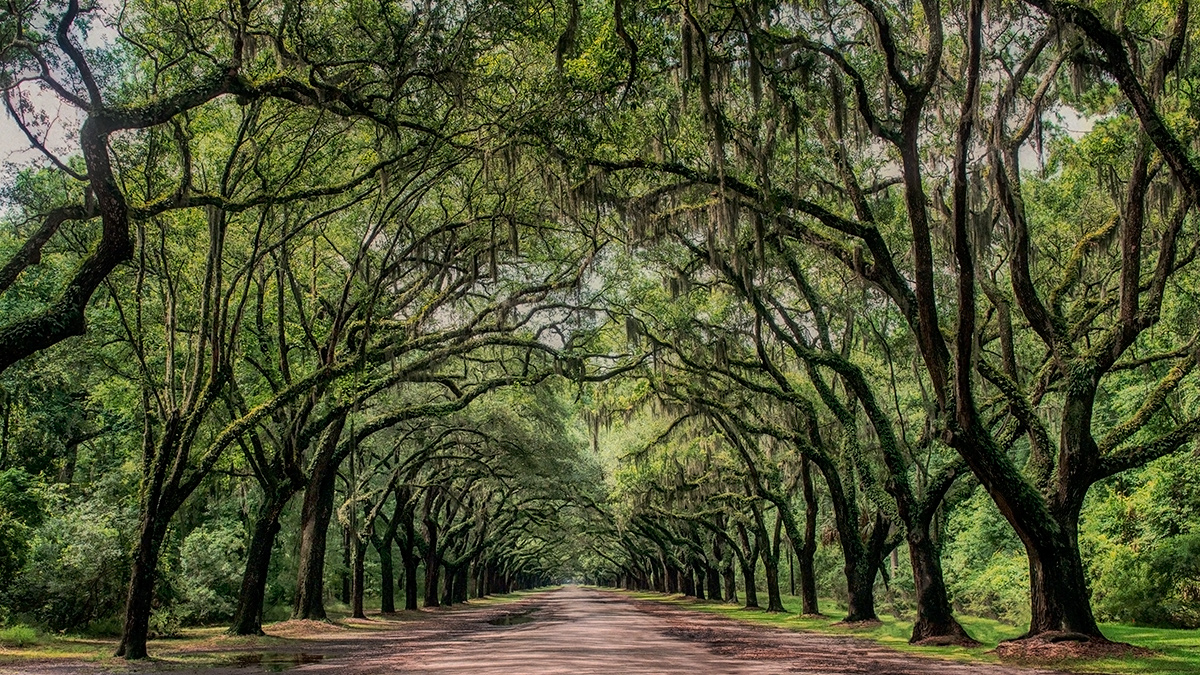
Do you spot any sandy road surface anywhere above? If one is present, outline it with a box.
[2,586,1076,674]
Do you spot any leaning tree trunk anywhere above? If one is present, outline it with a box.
[292,459,339,619]
[229,492,292,635]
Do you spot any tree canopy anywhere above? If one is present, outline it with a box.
[3,0,1200,661]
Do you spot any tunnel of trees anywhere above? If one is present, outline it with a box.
[3,0,1200,661]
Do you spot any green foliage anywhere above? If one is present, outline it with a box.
[173,521,246,625]
[0,469,42,588]
[1085,454,1200,627]
[942,491,1030,625]
[4,493,133,631]
[0,624,41,647]
[1090,535,1200,628]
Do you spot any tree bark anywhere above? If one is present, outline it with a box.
[291,417,346,620]
[229,492,291,635]
[798,459,820,615]
[375,534,395,613]
[843,513,888,623]
[403,557,419,610]
[350,535,367,619]
[114,514,165,659]
[665,561,679,594]
[705,562,722,601]
[1025,506,1101,637]
[722,565,737,604]
[457,565,466,603]
[423,517,442,608]
[908,520,973,643]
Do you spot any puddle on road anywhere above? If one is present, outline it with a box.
[487,610,535,627]
[223,652,325,671]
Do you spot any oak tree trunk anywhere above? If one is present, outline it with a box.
[229,493,290,635]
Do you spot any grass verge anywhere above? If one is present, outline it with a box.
[612,589,1200,674]
[0,587,552,669]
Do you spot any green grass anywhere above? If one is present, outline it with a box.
[617,589,1200,674]
[0,625,42,648]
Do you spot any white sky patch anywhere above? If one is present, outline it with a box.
[1,2,118,188]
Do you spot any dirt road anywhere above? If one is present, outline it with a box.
[3,586,1073,674]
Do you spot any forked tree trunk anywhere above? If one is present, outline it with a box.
[722,565,737,604]
[843,514,889,623]
[954,426,1104,639]
[760,513,786,613]
[424,557,442,608]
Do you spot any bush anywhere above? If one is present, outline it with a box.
[0,469,43,589]
[148,606,183,639]
[942,489,1031,625]
[1084,455,1200,628]
[173,520,245,625]
[0,624,41,648]
[3,500,131,631]
[1092,534,1200,628]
